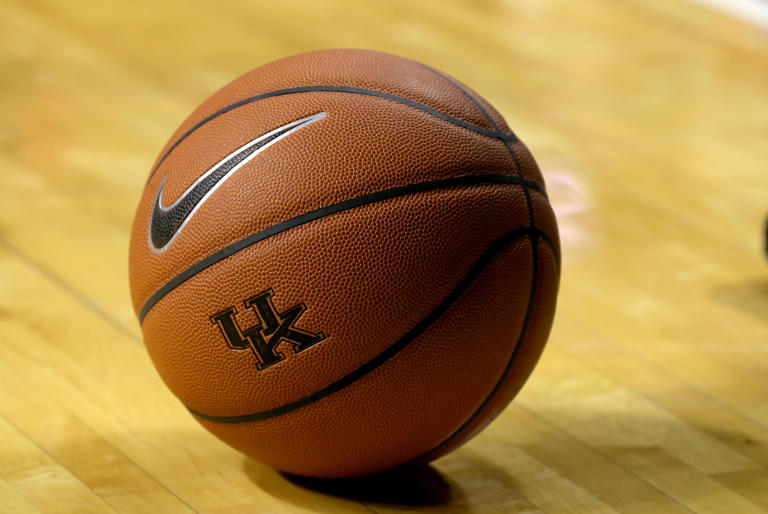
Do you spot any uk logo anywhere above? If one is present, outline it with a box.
[210,289,325,370]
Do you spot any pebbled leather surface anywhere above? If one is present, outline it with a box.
[194,232,553,478]
[128,49,560,477]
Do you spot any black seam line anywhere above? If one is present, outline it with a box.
[186,226,547,424]
[146,85,519,185]
[137,173,545,323]
[417,63,519,142]
[424,67,536,202]
[402,68,544,464]
[398,237,547,471]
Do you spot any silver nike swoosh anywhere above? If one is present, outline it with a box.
[148,112,326,254]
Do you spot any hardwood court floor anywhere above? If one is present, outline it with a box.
[1,0,767,512]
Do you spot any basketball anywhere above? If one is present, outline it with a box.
[128,49,560,478]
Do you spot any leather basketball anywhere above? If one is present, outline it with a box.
[128,49,560,478]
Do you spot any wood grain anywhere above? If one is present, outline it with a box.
[0,0,766,511]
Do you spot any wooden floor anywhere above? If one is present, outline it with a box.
[1,0,767,512]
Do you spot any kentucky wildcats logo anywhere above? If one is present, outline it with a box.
[210,289,325,370]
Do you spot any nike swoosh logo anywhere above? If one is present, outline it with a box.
[148,112,326,253]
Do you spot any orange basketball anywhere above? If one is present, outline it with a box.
[129,49,560,478]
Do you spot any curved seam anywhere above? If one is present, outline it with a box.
[401,68,547,465]
[137,174,545,323]
[421,67,535,195]
[146,85,520,185]
[417,64,518,141]
[186,227,542,424]
[397,236,554,469]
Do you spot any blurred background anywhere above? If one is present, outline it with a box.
[0,1,766,512]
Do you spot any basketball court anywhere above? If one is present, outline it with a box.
[0,0,766,512]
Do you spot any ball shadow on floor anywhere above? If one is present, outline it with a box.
[243,459,456,508]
